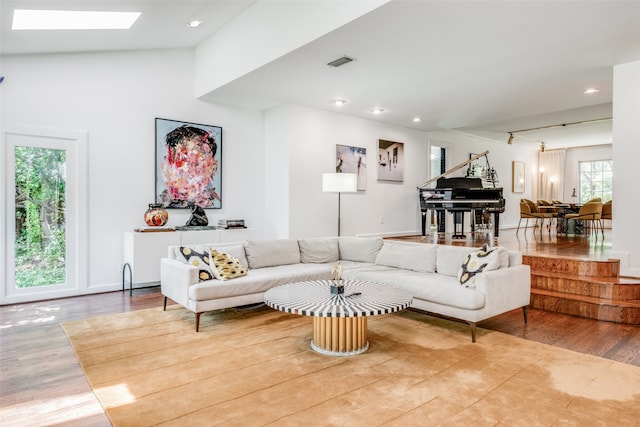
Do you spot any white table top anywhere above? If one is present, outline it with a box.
[264,279,413,318]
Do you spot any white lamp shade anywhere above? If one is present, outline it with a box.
[322,173,358,193]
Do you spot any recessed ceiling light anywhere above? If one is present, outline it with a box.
[584,88,600,94]
[370,108,384,114]
[412,117,421,123]
[12,9,141,30]
[332,99,346,106]
[187,20,203,28]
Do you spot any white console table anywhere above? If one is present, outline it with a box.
[123,228,254,295]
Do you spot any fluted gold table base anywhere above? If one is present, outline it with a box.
[311,316,368,356]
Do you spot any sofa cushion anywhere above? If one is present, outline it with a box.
[338,236,383,263]
[244,239,301,269]
[375,241,437,273]
[457,244,503,288]
[341,265,485,310]
[298,237,339,263]
[210,250,248,281]
[189,263,332,301]
[175,246,215,282]
[200,243,249,269]
[436,245,477,276]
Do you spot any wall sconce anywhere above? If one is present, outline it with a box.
[322,173,357,236]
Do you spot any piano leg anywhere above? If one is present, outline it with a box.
[452,211,466,239]
[493,212,500,238]
[421,211,427,236]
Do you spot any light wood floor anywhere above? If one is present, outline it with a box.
[1,227,638,426]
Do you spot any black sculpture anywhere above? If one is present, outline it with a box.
[186,204,208,226]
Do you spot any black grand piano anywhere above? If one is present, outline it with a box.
[418,151,505,239]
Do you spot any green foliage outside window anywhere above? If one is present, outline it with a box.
[578,160,613,203]
[14,146,66,288]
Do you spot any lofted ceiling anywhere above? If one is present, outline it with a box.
[2,1,639,150]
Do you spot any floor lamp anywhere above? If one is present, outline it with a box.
[322,173,358,236]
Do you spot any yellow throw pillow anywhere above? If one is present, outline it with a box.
[210,250,248,281]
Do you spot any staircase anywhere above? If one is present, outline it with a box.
[523,255,640,324]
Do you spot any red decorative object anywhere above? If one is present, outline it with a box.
[144,203,169,227]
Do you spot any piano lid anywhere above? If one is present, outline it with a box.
[417,150,500,189]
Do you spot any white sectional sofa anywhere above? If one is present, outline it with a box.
[160,236,531,341]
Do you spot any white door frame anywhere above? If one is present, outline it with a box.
[1,126,88,304]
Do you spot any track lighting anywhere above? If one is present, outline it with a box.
[507,117,612,145]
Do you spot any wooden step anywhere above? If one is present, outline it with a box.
[531,288,640,324]
[530,271,640,300]
[523,254,619,278]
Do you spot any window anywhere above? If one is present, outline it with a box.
[578,160,612,203]
[2,126,87,304]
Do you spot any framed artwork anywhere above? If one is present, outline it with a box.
[467,152,486,178]
[377,139,404,182]
[512,161,525,193]
[336,144,367,190]
[155,118,222,209]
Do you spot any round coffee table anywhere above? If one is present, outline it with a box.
[264,279,413,356]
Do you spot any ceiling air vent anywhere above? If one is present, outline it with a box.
[327,56,355,67]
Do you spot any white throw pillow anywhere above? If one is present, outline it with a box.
[244,239,301,269]
[457,244,502,288]
[298,237,339,263]
[338,236,383,263]
[374,241,437,273]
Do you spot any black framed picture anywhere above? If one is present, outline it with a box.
[155,118,222,209]
[377,139,404,182]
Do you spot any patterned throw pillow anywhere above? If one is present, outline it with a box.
[175,246,215,282]
[210,250,248,281]
[457,244,501,288]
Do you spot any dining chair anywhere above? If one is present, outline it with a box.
[565,201,603,238]
[517,200,554,234]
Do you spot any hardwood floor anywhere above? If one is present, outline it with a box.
[1,228,639,426]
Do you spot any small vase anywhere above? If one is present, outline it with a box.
[330,280,345,295]
[144,203,169,227]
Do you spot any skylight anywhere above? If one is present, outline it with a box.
[12,9,141,30]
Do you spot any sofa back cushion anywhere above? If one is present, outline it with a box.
[298,237,339,263]
[436,245,477,276]
[244,239,301,269]
[338,236,383,263]
[374,241,437,273]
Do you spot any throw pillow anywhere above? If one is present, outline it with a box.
[175,246,215,282]
[210,250,248,281]
[457,244,502,288]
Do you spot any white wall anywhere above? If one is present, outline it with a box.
[1,49,264,292]
[263,105,537,240]
[611,60,640,276]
